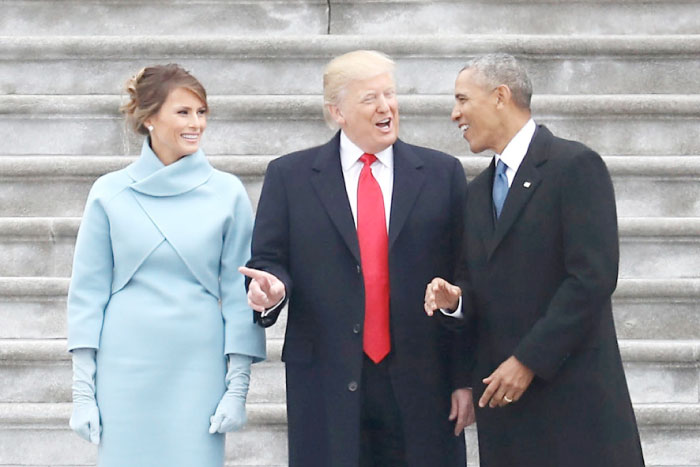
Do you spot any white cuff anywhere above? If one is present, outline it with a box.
[261,293,286,318]
[440,296,463,319]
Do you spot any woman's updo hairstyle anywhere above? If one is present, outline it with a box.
[121,64,208,135]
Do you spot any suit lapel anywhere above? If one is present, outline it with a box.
[309,133,362,264]
[388,139,425,250]
[487,126,551,261]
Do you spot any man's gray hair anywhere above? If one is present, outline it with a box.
[463,53,533,109]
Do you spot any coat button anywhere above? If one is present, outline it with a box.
[353,324,361,334]
[348,381,358,392]
[356,264,361,274]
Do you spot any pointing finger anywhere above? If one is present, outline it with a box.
[238,266,268,281]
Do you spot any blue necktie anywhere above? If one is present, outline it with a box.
[493,159,509,219]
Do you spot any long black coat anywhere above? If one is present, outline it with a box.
[454,126,644,467]
[248,133,469,467]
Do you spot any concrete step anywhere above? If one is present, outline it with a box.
[634,404,700,466]
[0,276,287,341]
[3,35,700,95]
[0,0,328,36]
[2,217,698,278]
[2,277,699,340]
[2,338,698,405]
[0,401,696,466]
[2,154,700,217]
[3,94,698,158]
[3,0,699,37]
[329,1,700,36]
[613,279,700,340]
[618,218,700,279]
[0,402,290,466]
[0,338,286,405]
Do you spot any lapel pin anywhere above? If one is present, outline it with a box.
[523,181,532,188]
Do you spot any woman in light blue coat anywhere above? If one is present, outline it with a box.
[66,64,265,466]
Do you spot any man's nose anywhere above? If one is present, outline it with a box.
[451,104,460,121]
[377,94,390,113]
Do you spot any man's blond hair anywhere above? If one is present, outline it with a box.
[322,50,396,129]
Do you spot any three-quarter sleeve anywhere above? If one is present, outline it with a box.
[220,179,266,362]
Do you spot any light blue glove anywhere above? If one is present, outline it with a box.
[209,353,252,433]
[69,348,101,444]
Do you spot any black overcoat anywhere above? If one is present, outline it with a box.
[248,133,469,467]
[454,125,644,467]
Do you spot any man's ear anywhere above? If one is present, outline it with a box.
[327,104,345,127]
[494,84,513,109]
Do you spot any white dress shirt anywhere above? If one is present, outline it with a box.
[441,118,536,319]
[262,132,394,316]
[494,118,536,188]
[339,131,394,231]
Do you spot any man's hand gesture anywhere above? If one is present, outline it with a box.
[424,277,462,316]
[238,266,286,312]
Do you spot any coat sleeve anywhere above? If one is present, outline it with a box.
[513,149,619,380]
[246,161,293,327]
[67,185,114,351]
[446,157,476,389]
[220,179,266,362]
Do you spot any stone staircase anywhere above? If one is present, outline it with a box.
[1,1,699,465]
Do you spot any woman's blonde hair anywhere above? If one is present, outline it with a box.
[120,64,208,135]
[322,50,395,129]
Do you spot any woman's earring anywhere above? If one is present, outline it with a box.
[147,125,154,132]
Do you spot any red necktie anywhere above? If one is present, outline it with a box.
[357,153,391,363]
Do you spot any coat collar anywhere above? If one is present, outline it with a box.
[486,124,552,260]
[127,138,213,196]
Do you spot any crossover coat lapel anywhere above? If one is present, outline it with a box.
[117,139,220,298]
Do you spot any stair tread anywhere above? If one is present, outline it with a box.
[2,216,700,237]
[0,337,698,363]
[3,94,700,116]
[0,401,698,426]
[3,155,700,177]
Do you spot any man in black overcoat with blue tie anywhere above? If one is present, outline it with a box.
[240,50,473,467]
[425,53,645,467]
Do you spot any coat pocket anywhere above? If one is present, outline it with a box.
[281,338,314,364]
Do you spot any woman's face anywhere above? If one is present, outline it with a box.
[145,87,208,165]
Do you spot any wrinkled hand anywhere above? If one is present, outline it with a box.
[238,267,286,312]
[479,356,535,408]
[209,354,252,434]
[424,277,461,316]
[70,399,101,444]
[449,388,475,436]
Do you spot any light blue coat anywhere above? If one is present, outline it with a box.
[67,140,265,466]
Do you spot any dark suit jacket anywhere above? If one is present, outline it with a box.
[247,132,469,467]
[452,125,644,467]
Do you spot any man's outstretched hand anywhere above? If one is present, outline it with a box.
[424,277,461,316]
[238,266,285,312]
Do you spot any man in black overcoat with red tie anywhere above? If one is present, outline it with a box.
[241,50,473,467]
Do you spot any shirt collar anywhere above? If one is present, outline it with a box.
[339,130,394,171]
[495,118,536,171]
[126,138,213,197]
